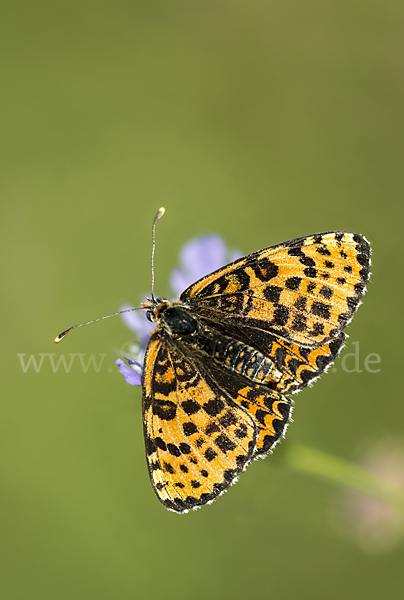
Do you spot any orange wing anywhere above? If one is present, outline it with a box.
[142,331,291,512]
[181,232,371,348]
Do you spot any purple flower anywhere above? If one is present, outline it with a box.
[116,234,241,386]
[115,358,142,386]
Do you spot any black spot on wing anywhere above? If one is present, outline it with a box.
[152,399,177,421]
[310,323,325,337]
[263,285,282,304]
[167,443,181,457]
[204,398,225,416]
[183,422,198,436]
[319,285,333,300]
[285,276,302,291]
[163,462,175,474]
[204,447,217,462]
[304,267,317,278]
[215,434,237,453]
[179,443,191,454]
[234,424,248,439]
[273,305,290,326]
[155,437,167,450]
[316,246,331,256]
[219,411,238,428]
[311,301,331,320]
[182,399,201,415]
[252,258,279,282]
[300,255,316,267]
[205,422,220,435]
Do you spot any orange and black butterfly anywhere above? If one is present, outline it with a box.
[141,230,371,512]
[55,213,371,513]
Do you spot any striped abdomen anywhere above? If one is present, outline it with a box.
[197,333,282,385]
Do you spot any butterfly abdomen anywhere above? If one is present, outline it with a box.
[197,333,282,385]
[158,303,282,385]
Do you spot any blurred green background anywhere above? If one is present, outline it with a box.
[2,1,403,598]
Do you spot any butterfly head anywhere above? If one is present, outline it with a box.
[144,297,200,338]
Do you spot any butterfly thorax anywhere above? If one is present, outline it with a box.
[147,299,282,385]
[146,299,199,335]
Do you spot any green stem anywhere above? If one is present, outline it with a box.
[281,443,404,514]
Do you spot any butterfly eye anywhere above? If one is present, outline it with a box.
[146,309,155,322]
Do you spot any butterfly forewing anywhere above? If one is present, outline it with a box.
[180,232,371,348]
[142,332,258,512]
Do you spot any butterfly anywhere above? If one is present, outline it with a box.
[140,230,371,512]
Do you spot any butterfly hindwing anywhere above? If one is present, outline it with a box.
[202,361,292,456]
[267,332,346,394]
[181,232,371,348]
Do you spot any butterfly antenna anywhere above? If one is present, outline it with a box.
[54,306,145,343]
[150,207,165,302]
